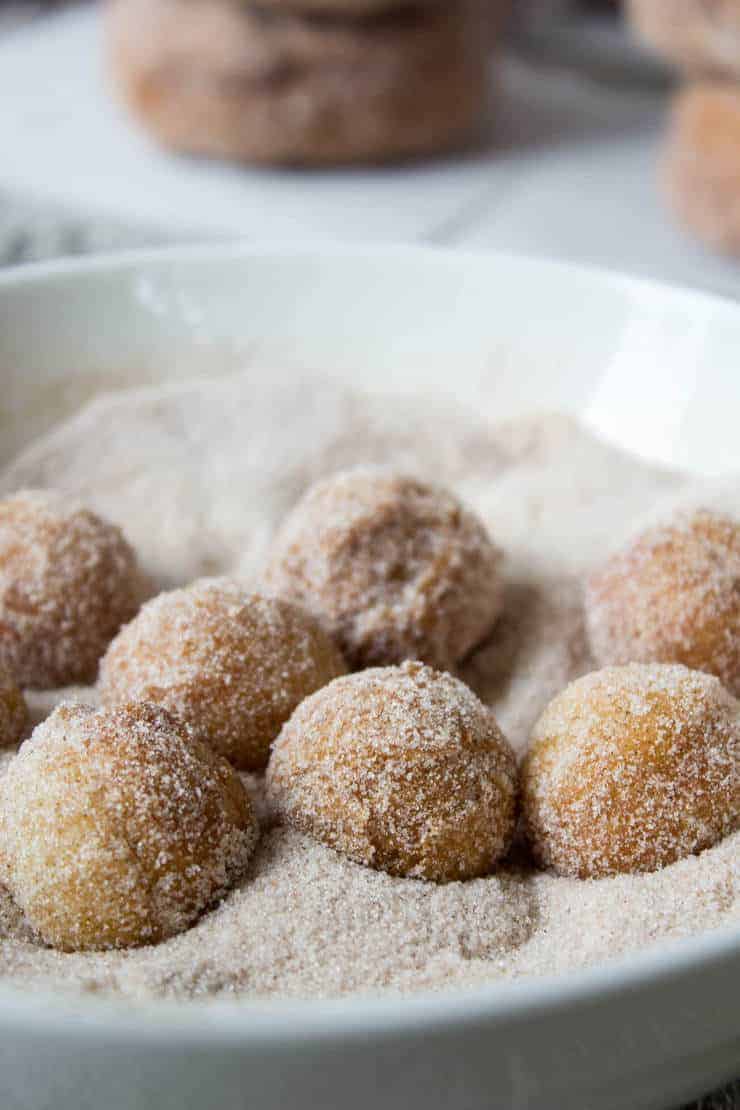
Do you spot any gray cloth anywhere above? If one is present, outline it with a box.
[0,9,738,1110]
[0,190,173,265]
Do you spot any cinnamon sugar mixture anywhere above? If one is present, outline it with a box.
[0,375,736,1002]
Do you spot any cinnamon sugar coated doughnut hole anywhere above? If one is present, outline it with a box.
[663,84,740,255]
[0,490,142,689]
[266,661,519,882]
[522,664,739,879]
[0,701,257,951]
[585,509,740,695]
[107,0,490,166]
[263,468,503,672]
[99,579,346,770]
[628,0,740,78]
[0,669,27,748]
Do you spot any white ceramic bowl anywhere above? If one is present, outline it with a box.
[0,245,738,1110]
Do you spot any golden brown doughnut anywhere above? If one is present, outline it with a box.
[267,661,519,882]
[0,490,141,689]
[0,701,257,951]
[585,509,740,694]
[663,83,740,255]
[522,664,739,878]
[99,579,346,770]
[106,0,490,166]
[263,467,503,672]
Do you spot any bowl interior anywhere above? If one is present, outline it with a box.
[0,244,738,1038]
[2,245,739,478]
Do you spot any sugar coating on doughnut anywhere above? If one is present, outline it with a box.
[99,579,346,770]
[0,669,27,748]
[663,83,740,254]
[522,664,739,879]
[0,701,257,951]
[266,661,519,882]
[263,468,503,672]
[0,489,142,689]
[585,509,740,695]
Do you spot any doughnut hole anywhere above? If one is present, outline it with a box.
[267,661,519,882]
[263,467,503,672]
[585,509,740,696]
[0,701,257,951]
[99,579,346,770]
[522,664,739,879]
[0,490,142,688]
[663,83,740,255]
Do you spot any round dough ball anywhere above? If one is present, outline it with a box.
[263,468,503,672]
[106,0,490,166]
[266,660,519,882]
[522,664,739,879]
[99,579,347,770]
[628,0,740,78]
[0,701,257,951]
[0,669,27,748]
[0,490,142,689]
[663,84,740,255]
[585,509,740,695]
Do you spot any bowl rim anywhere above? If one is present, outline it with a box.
[1,239,740,321]
[0,919,736,1044]
[0,241,738,1042]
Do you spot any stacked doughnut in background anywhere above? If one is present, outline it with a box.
[628,0,740,254]
[106,0,507,166]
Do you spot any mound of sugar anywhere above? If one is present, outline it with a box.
[0,375,736,1002]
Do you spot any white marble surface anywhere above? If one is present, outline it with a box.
[1,3,740,298]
